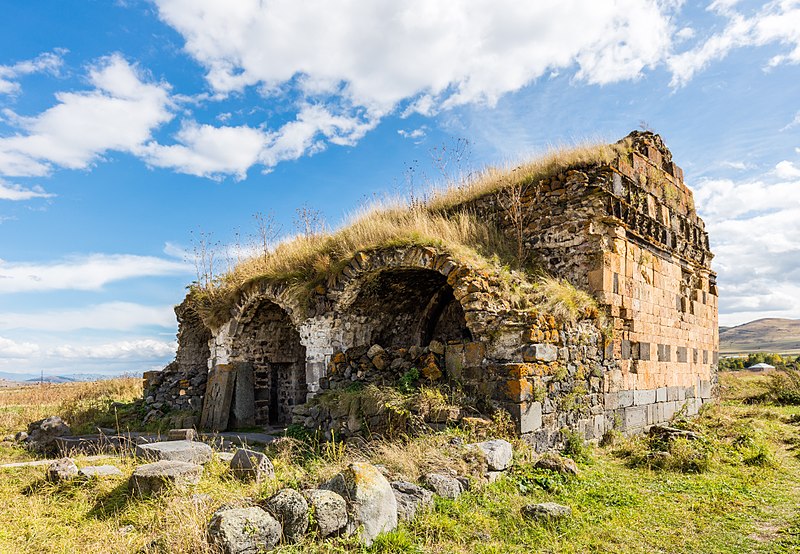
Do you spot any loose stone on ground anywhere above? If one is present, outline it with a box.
[130,460,203,496]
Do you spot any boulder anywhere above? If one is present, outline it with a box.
[130,460,203,496]
[46,457,78,483]
[534,453,578,476]
[264,488,308,543]
[27,416,71,454]
[322,462,397,545]
[468,439,514,471]
[230,448,274,482]
[14,431,28,442]
[303,489,348,538]
[391,481,434,522]
[208,506,281,554]
[78,465,123,478]
[167,428,197,441]
[135,440,212,464]
[521,502,572,521]
[424,473,463,500]
[367,344,385,360]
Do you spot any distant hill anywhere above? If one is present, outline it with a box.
[25,375,77,384]
[720,318,800,355]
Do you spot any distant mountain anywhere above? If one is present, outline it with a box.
[0,371,134,383]
[720,318,800,355]
[25,375,77,384]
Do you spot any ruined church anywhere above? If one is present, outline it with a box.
[143,131,718,449]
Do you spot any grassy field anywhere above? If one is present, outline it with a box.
[1,372,800,553]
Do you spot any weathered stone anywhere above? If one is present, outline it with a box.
[208,506,281,554]
[424,473,463,500]
[78,465,123,478]
[135,440,212,464]
[230,448,274,482]
[130,460,203,496]
[322,462,397,545]
[367,344,385,359]
[27,416,71,454]
[521,502,572,521]
[303,488,348,538]
[534,453,578,476]
[14,431,28,442]
[168,428,197,441]
[391,481,434,521]
[46,457,78,483]
[468,439,514,471]
[264,488,308,543]
[428,340,445,355]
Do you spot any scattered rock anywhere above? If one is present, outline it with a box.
[303,489,348,538]
[27,416,71,454]
[46,457,78,483]
[649,425,700,441]
[208,506,281,554]
[391,481,434,522]
[230,448,274,482]
[534,453,578,476]
[135,440,212,464]
[130,460,203,496]
[367,344,385,360]
[264,488,308,543]
[78,465,123,478]
[521,502,572,521]
[468,439,514,471]
[424,473,463,500]
[428,340,445,355]
[216,451,235,463]
[486,470,503,484]
[323,462,398,545]
[14,431,28,442]
[168,428,197,441]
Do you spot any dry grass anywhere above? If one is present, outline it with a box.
[191,141,623,327]
[0,378,142,437]
[533,275,601,325]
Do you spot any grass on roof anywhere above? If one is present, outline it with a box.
[189,140,625,328]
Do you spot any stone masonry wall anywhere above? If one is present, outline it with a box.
[145,131,717,450]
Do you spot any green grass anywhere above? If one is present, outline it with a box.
[2,372,800,552]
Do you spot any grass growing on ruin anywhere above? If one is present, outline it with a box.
[190,140,623,327]
[4,371,800,553]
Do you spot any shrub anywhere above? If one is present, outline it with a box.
[765,368,800,404]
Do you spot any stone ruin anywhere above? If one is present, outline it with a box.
[143,131,718,450]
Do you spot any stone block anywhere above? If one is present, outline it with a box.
[622,406,647,430]
[79,465,123,478]
[200,364,236,431]
[685,385,696,398]
[656,387,667,403]
[604,391,619,411]
[646,403,664,425]
[634,389,657,406]
[666,386,682,402]
[135,440,213,465]
[168,428,197,441]
[445,344,465,380]
[663,400,678,421]
[618,390,635,408]
[130,460,203,496]
[699,380,712,399]
[532,344,558,362]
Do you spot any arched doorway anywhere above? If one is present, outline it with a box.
[232,300,307,426]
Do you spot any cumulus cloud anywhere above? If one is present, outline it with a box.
[0,51,64,96]
[155,0,674,110]
[0,54,173,177]
[0,179,53,201]
[694,158,800,325]
[0,302,176,332]
[0,254,191,293]
[0,336,40,358]
[669,1,800,87]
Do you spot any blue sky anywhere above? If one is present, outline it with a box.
[1,0,799,376]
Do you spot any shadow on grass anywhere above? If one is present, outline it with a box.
[86,479,139,520]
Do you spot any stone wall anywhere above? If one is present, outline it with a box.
[144,131,717,450]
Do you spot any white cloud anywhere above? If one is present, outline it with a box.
[398,127,427,140]
[0,54,173,177]
[0,179,53,201]
[694,160,800,325]
[669,1,800,87]
[0,302,176,332]
[775,160,800,179]
[0,254,191,293]
[0,51,64,96]
[0,336,40,358]
[142,121,267,180]
[152,0,675,159]
[52,339,177,360]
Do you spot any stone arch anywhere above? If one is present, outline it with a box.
[229,293,307,426]
[329,246,479,349]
